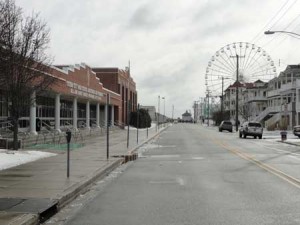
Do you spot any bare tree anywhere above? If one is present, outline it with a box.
[0,0,56,149]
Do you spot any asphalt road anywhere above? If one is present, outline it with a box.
[48,123,300,225]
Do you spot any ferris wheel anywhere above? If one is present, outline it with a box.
[205,42,277,96]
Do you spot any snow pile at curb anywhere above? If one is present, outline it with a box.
[0,150,56,171]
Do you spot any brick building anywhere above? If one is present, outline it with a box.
[92,67,137,126]
[0,63,137,133]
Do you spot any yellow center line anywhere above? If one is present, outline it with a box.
[211,136,300,189]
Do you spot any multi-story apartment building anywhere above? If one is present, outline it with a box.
[223,65,300,130]
[264,65,300,129]
[242,80,268,122]
[223,81,249,125]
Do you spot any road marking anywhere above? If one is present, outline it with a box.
[149,181,177,184]
[257,144,300,158]
[160,145,176,148]
[176,177,185,186]
[288,155,300,161]
[211,138,300,190]
[191,157,204,160]
[150,154,180,158]
[149,177,185,186]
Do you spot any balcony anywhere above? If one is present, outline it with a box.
[268,103,295,113]
[267,89,280,97]
[280,82,296,93]
[246,96,267,102]
[268,105,282,113]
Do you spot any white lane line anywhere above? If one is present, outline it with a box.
[250,141,300,158]
[192,157,204,160]
[149,177,185,186]
[150,155,180,158]
[160,145,176,148]
[176,177,185,186]
[288,155,300,161]
[149,181,177,184]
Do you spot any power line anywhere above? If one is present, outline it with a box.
[269,0,298,29]
[251,0,291,43]
[269,15,300,52]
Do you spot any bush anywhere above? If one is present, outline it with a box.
[130,109,151,128]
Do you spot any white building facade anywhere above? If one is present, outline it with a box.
[223,65,300,130]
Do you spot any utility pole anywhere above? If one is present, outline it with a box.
[207,91,210,126]
[221,77,224,121]
[162,97,165,126]
[137,103,139,144]
[230,54,244,132]
[157,95,160,131]
[193,101,197,121]
[236,55,239,131]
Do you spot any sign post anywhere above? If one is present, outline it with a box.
[127,100,131,148]
[106,94,110,160]
[66,130,72,178]
[137,104,139,144]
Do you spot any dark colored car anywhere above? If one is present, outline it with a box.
[239,121,263,139]
[293,125,300,138]
[219,121,233,132]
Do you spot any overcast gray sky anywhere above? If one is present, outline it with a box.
[16,0,300,118]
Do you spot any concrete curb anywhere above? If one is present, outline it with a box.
[0,212,38,225]
[276,140,300,146]
[56,158,124,210]
[18,159,123,225]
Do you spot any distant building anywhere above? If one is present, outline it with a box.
[182,110,192,122]
[140,105,156,122]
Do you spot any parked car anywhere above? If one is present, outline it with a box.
[239,121,263,139]
[293,125,300,138]
[219,120,233,132]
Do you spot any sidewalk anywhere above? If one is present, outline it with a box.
[0,124,166,225]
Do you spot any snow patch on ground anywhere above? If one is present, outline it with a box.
[0,150,56,171]
[125,123,161,131]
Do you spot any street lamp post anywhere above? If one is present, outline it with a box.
[162,97,165,126]
[264,30,300,37]
[157,95,160,131]
[172,105,174,122]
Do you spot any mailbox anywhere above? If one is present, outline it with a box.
[66,130,72,143]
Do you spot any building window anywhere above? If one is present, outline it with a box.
[90,105,96,119]
[36,96,55,118]
[77,103,86,119]
[60,100,73,118]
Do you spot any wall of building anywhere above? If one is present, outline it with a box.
[93,67,137,126]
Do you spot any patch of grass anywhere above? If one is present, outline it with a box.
[28,143,84,150]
